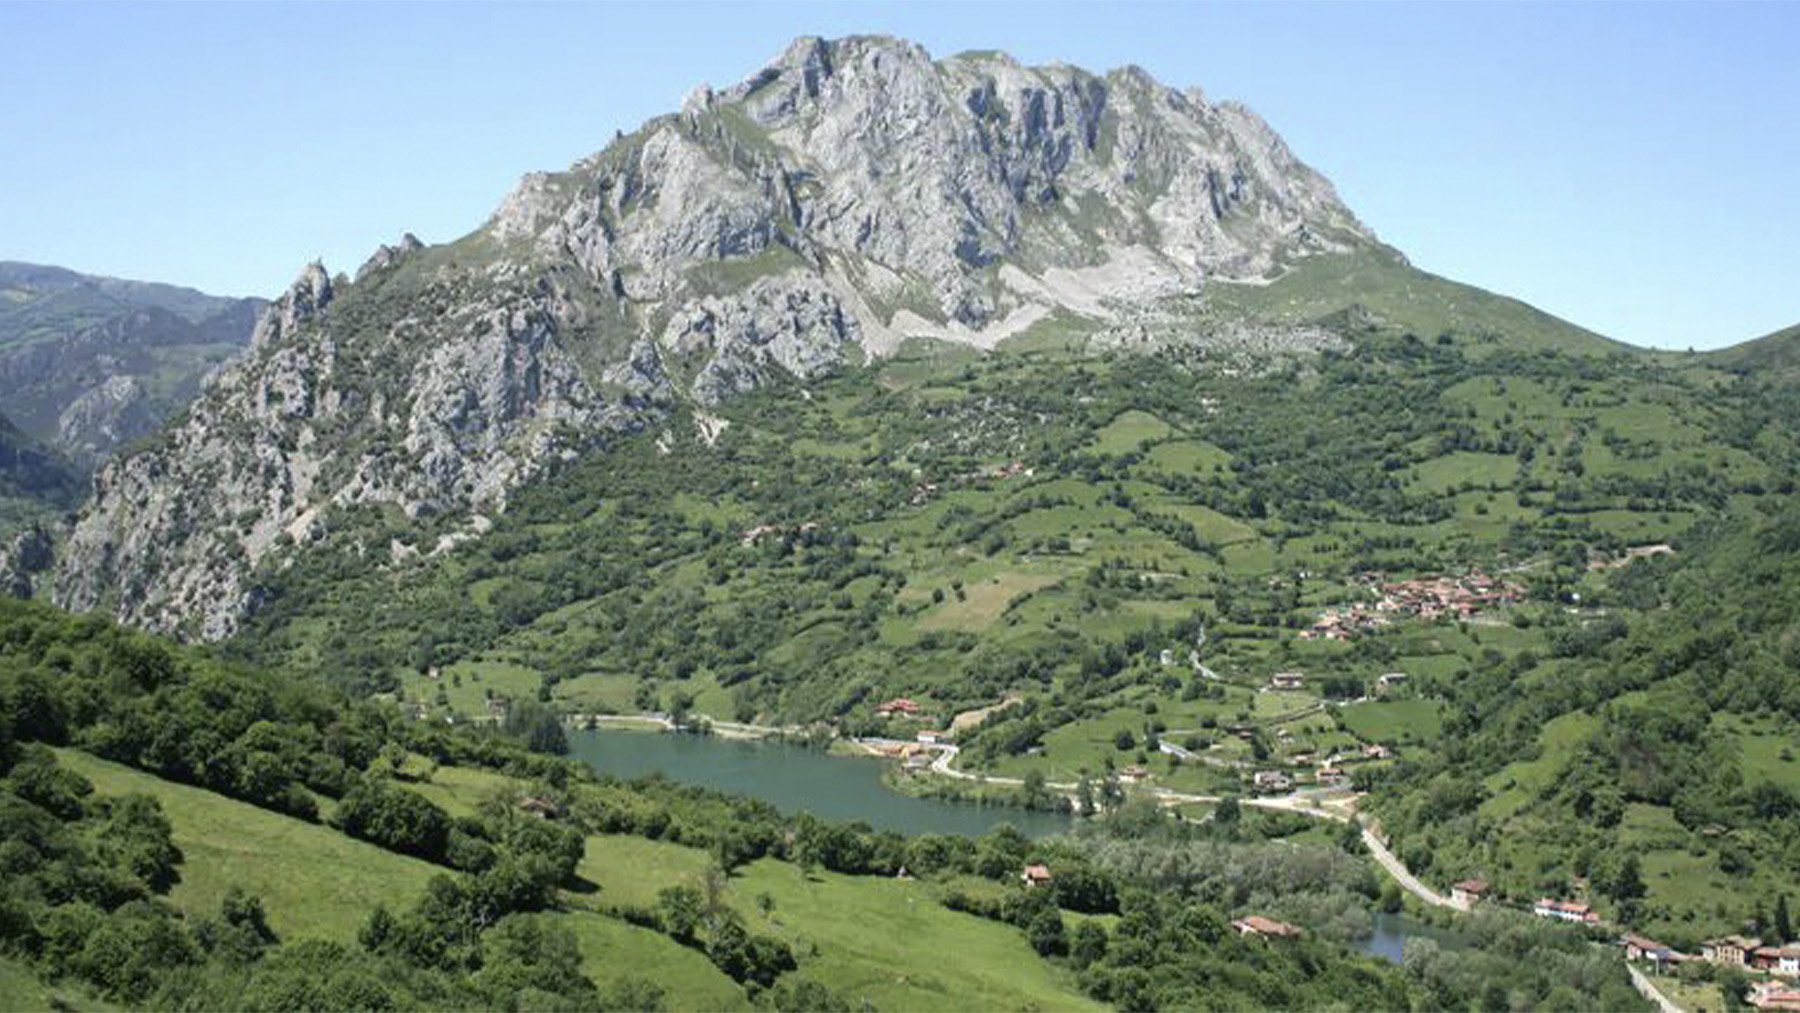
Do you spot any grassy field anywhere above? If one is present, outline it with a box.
[572,835,1096,1011]
[54,749,441,942]
[734,858,1101,1012]
[1339,699,1444,745]
[916,571,1060,631]
[577,834,716,910]
[0,956,117,1013]
[555,911,750,1011]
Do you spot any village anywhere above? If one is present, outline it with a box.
[1301,569,1524,641]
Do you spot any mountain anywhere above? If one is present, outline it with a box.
[0,261,262,462]
[54,35,1622,640]
[0,411,79,592]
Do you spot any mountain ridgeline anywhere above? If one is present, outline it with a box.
[52,35,1420,638]
[0,261,261,464]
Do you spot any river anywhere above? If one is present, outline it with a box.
[565,727,1073,839]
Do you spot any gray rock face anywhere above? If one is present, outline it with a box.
[56,375,157,460]
[0,523,55,599]
[55,36,1379,639]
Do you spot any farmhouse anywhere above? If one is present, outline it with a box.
[1450,879,1489,909]
[1119,765,1151,783]
[1269,672,1306,691]
[517,797,562,820]
[1704,936,1763,968]
[1751,946,1800,977]
[1232,916,1301,940]
[1253,770,1294,793]
[1315,766,1349,787]
[1376,672,1409,693]
[1021,864,1054,888]
[1622,934,1681,971]
[1532,899,1598,924]
[875,697,922,717]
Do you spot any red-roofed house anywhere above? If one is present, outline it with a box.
[1751,982,1800,1012]
[1451,879,1490,910]
[1752,946,1800,978]
[875,698,921,717]
[1021,864,1053,888]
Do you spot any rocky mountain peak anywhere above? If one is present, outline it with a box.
[251,261,333,349]
[54,36,1383,639]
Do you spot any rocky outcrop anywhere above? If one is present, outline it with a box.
[0,523,54,599]
[54,36,1380,639]
[56,376,157,460]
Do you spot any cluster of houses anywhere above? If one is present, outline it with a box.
[739,521,821,547]
[1703,936,1800,978]
[1301,570,1523,640]
[909,461,1035,506]
[1298,605,1391,642]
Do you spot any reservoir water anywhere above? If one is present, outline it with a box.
[1363,911,1463,963]
[566,727,1072,839]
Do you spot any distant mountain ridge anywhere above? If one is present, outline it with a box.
[0,261,262,462]
[48,35,1635,638]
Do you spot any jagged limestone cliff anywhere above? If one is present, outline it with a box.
[54,35,1380,638]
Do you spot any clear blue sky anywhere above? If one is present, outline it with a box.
[3,2,1794,350]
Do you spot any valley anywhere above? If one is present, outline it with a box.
[1,25,1796,1013]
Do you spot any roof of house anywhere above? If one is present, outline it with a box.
[1707,935,1764,949]
[1624,934,1673,952]
[1022,863,1053,881]
[1453,879,1490,894]
[1233,915,1301,937]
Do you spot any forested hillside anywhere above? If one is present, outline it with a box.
[208,313,1800,943]
[0,597,1656,1011]
[1368,495,1800,947]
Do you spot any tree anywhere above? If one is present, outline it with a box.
[1070,921,1108,968]
[657,885,704,942]
[1076,775,1096,817]
[1027,907,1066,957]
[1776,894,1793,946]
[335,780,451,862]
[1022,768,1050,809]
[501,699,568,755]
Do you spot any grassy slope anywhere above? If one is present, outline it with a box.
[416,760,1093,1012]
[1207,250,1627,355]
[53,749,440,942]
[0,956,117,1013]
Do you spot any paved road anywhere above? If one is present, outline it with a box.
[1359,826,1457,909]
[1628,966,1685,1013]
